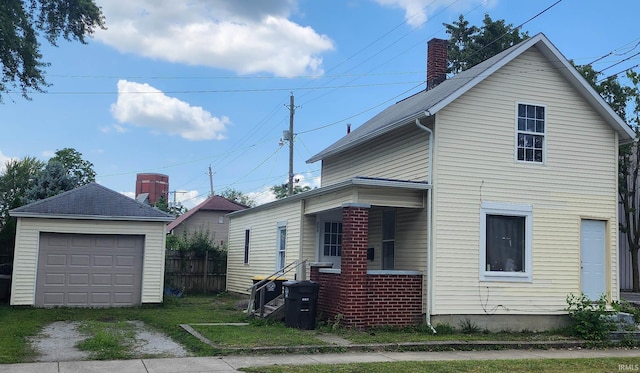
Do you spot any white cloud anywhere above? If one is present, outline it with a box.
[41,150,55,158]
[249,172,320,206]
[373,0,496,28]
[94,0,334,77]
[111,80,229,141]
[176,190,205,210]
[0,150,16,173]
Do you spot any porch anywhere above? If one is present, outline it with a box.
[310,264,423,328]
[304,194,428,329]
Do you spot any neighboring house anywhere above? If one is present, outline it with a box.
[167,195,247,247]
[226,33,635,330]
[9,183,174,307]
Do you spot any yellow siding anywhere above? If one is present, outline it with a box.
[11,218,167,305]
[172,211,231,246]
[227,201,303,294]
[431,48,618,315]
[321,124,430,186]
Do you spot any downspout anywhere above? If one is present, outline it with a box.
[415,115,436,333]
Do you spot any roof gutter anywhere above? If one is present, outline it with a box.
[9,213,174,222]
[416,112,436,334]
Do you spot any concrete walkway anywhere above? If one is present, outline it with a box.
[2,348,639,373]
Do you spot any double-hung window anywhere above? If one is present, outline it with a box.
[276,222,287,271]
[517,103,545,163]
[480,202,532,282]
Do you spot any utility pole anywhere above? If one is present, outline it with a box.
[208,165,214,196]
[285,93,298,196]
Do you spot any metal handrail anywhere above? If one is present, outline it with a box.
[246,259,307,315]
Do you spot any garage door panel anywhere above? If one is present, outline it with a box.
[116,256,135,267]
[114,274,135,286]
[45,273,66,285]
[94,256,113,266]
[46,254,67,266]
[70,255,90,266]
[36,233,143,307]
[92,274,112,285]
[68,273,89,285]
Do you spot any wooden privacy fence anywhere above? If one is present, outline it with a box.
[164,250,227,294]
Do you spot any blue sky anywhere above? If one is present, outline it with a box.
[2,0,639,208]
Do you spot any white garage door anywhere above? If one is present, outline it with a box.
[36,233,144,307]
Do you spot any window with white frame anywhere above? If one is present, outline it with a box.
[323,222,342,257]
[480,202,532,282]
[276,222,287,271]
[516,103,545,163]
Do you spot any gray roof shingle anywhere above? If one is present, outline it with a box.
[10,182,174,222]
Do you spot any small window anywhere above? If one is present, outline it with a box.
[323,222,342,257]
[218,216,224,224]
[382,210,396,270]
[243,229,250,264]
[276,223,287,271]
[480,202,532,282]
[516,103,545,163]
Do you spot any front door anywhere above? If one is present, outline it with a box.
[580,219,606,300]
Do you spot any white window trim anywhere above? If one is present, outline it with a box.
[514,101,547,165]
[480,201,533,282]
[275,222,287,271]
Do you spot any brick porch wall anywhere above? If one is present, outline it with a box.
[366,274,423,326]
[311,267,423,328]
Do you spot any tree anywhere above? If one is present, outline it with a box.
[49,147,96,186]
[24,161,75,203]
[153,195,186,217]
[444,14,528,74]
[0,156,44,253]
[271,183,311,200]
[575,64,640,292]
[220,188,256,208]
[1,0,105,102]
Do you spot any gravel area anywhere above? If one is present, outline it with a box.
[29,320,189,362]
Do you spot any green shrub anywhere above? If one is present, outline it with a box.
[459,318,481,334]
[565,293,612,341]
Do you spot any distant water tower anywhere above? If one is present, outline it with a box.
[135,173,169,205]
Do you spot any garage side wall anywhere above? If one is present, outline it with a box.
[11,217,167,305]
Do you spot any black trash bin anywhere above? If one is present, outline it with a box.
[0,263,12,304]
[252,276,287,309]
[283,280,319,330]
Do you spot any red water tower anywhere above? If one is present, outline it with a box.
[135,173,169,205]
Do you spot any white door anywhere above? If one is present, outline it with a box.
[580,219,606,300]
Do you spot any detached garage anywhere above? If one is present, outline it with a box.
[9,183,174,307]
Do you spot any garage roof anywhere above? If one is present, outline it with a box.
[10,182,174,222]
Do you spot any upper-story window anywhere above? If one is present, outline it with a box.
[516,103,545,163]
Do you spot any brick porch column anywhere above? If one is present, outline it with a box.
[340,203,370,329]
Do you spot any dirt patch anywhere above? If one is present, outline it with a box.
[29,320,189,362]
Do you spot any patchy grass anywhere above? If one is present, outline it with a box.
[240,357,640,373]
[76,321,137,360]
[192,319,327,347]
[320,324,573,344]
[0,293,247,363]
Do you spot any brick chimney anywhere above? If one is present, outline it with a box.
[427,38,448,90]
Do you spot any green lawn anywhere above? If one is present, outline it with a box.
[240,357,640,373]
[0,292,603,365]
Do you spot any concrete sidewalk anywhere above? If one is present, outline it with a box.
[2,348,639,373]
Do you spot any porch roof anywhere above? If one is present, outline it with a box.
[228,177,429,217]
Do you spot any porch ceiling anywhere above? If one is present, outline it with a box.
[304,177,428,215]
